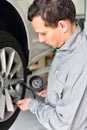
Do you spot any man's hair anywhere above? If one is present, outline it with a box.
[28,0,76,28]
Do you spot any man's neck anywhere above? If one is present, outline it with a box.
[64,22,76,43]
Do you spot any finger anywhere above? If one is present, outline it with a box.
[17,103,24,110]
[16,100,24,105]
[36,90,44,95]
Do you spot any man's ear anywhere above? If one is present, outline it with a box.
[58,20,68,33]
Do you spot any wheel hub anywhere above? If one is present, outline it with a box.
[3,77,10,88]
[0,74,11,96]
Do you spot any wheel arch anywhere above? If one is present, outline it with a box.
[0,1,29,66]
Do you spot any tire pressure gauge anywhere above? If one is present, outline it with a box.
[29,75,43,92]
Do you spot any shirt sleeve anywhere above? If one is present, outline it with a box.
[29,70,87,130]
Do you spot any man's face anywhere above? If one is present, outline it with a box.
[32,16,65,48]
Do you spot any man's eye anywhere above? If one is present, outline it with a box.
[41,33,46,36]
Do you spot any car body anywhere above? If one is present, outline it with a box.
[0,0,85,129]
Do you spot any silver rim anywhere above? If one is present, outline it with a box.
[0,47,24,121]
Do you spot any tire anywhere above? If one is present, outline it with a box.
[0,31,27,130]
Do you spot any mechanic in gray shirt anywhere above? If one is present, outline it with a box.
[16,0,87,130]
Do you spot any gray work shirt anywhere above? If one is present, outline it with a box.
[29,26,87,130]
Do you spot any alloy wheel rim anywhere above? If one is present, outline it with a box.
[0,47,24,121]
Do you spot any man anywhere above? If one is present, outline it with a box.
[16,0,87,129]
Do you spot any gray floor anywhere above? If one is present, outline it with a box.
[9,110,46,130]
[9,90,47,130]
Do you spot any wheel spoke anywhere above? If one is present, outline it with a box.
[15,83,23,95]
[10,78,22,85]
[0,49,6,74]
[0,94,5,119]
[6,51,15,77]
[9,86,21,102]
[5,89,14,112]
[10,63,22,78]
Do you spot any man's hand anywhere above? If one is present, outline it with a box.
[36,86,47,97]
[16,98,32,111]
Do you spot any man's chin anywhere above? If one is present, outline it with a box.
[45,42,57,48]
